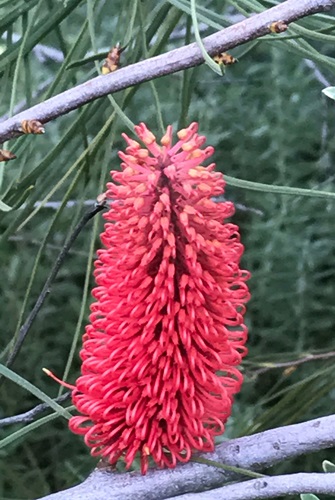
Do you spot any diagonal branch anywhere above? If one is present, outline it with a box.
[0,0,334,143]
[37,414,335,500]
[0,392,71,427]
[247,350,335,377]
[178,473,335,499]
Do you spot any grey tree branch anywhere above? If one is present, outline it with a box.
[179,473,335,499]
[37,414,335,500]
[0,0,334,143]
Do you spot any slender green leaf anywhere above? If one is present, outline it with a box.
[0,0,84,73]
[0,410,74,449]
[190,0,223,75]
[225,175,335,200]
[0,0,39,36]
[0,364,71,419]
[0,199,11,211]
[322,460,335,473]
[322,87,335,100]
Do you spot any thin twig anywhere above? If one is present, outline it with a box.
[3,201,106,374]
[304,58,331,87]
[248,350,335,376]
[0,392,71,428]
[0,0,334,143]
[16,198,263,216]
[9,235,88,256]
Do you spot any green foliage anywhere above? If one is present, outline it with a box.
[322,86,335,100]
[300,495,320,500]
[0,199,11,211]
[1,0,335,498]
[322,460,335,472]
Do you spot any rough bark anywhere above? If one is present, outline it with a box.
[37,414,335,500]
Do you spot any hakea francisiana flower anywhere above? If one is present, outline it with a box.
[69,122,250,474]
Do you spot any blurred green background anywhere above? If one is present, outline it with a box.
[1,0,335,499]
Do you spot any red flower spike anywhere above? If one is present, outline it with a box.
[69,123,250,474]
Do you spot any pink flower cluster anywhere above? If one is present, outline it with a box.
[69,123,250,473]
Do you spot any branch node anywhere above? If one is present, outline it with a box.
[213,52,238,66]
[96,192,108,208]
[0,149,16,162]
[20,119,45,135]
[269,20,289,33]
[101,43,125,74]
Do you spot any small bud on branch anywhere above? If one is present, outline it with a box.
[213,52,237,66]
[101,43,124,74]
[269,20,288,33]
[20,119,45,135]
[0,149,16,162]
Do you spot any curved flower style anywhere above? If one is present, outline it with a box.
[70,123,250,473]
